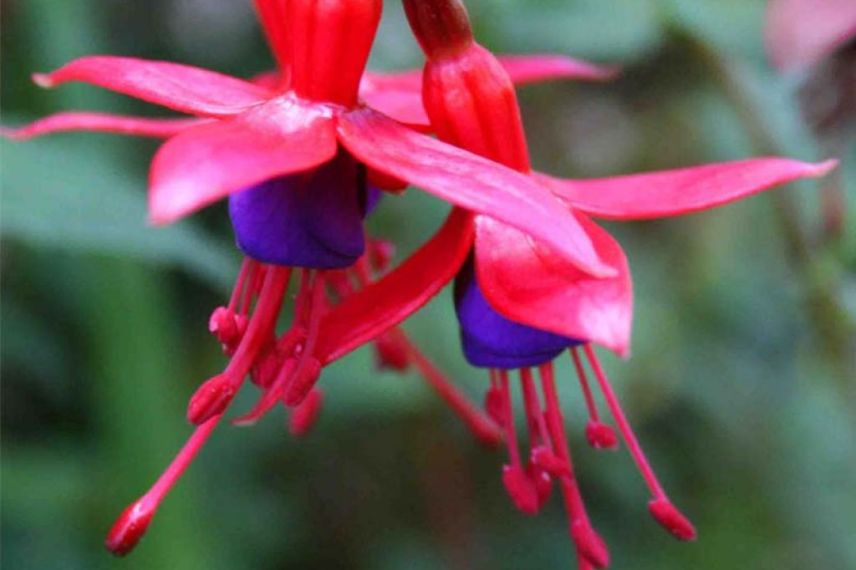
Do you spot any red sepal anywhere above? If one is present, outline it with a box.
[475,214,632,355]
[33,56,271,117]
[314,208,474,365]
[337,108,614,278]
[149,96,337,223]
[1,112,203,140]
[539,158,838,221]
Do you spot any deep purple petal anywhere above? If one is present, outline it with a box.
[454,258,581,369]
[229,152,367,268]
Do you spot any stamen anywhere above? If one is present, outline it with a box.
[188,266,292,424]
[228,258,254,312]
[406,337,502,447]
[519,368,553,509]
[499,370,540,515]
[105,414,222,556]
[373,328,411,371]
[484,369,505,426]
[570,348,619,450]
[284,271,327,406]
[583,345,696,541]
[539,363,610,569]
[368,239,395,273]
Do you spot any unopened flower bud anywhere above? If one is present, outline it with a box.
[187,375,234,424]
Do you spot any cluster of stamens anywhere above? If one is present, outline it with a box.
[106,237,502,556]
[486,346,696,568]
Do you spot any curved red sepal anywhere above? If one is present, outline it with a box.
[539,158,838,221]
[496,54,619,84]
[765,0,856,70]
[475,214,632,356]
[149,96,337,224]
[338,108,614,278]
[33,56,272,117]
[314,208,474,365]
[1,112,203,140]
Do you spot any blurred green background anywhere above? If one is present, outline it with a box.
[2,1,854,569]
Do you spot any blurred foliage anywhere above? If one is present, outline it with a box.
[2,1,854,569]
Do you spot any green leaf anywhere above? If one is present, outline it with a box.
[1,135,236,289]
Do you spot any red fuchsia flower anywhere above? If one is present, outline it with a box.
[303,1,838,568]
[4,0,628,557]
[765,0,856,70]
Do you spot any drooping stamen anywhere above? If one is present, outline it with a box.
[105,414,223,556]
[283,271,327,406]
[539,363,610,569]
[406,337,502,447]
[499,370,541,515]
[582,345,696,541]
[484,369,505,426]
[570,348,618,451]
[188,266,292,424]
[519,368,553,509]
[232,271,321,424]
[209,259,260,354]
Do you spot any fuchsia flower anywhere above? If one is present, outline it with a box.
[765,0,856,70]
[5,0,631,557]
[304,1,837,567]
[5,0,839,565]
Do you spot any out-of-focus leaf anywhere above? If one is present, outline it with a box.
[662,0,768,61]
[1,135,236,289]
[471,0,665,62]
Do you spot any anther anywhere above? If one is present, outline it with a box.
[288,388,324,436]
[501,464,540,515]
[570,519,610,569]
[648,498,697,541]
[373,329,411,371]
[369,239,396,273]
[187,374,234,424]
[283,357,322,406]
[531,445,570,477]
[585,421,619,450]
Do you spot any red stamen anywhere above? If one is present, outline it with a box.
[648,498,697,541]
[498,370,540,514]
[539,363,610,569]
[105,415,222,556]
[373,328,411,371]
[583,345,696,540]
[227,258,254,312]
[188,266,292,424]
[405,337,502,447]
[484,370,505,426]
[288,388,324,436]
[570,348,619,451]
[520,368,554,509]
[284,271,327,406]
[368,239,396,273]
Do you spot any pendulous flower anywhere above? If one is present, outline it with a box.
[306,1,838,568]
[7,0,615,555]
